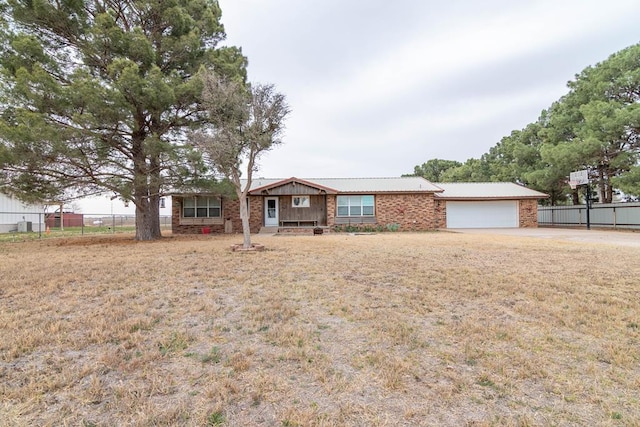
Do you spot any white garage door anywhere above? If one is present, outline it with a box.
[446,201,519,228]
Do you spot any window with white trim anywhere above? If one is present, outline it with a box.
[182,196,221,218]
[292,196,310,207]
[337,195,374,216]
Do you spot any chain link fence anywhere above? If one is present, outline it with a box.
[0,211,172,241]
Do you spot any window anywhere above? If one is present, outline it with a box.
[337,195,374,216]
[183,196,221,218]
[292,196,310,208]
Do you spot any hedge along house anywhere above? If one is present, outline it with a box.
[433,182,549,228]
[171,177,548,234]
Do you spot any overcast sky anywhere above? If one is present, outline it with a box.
[218,0,640,178]
[78,0,640,214]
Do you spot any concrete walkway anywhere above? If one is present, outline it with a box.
[448,227,640,247]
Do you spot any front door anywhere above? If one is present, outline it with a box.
[264,197,279,226]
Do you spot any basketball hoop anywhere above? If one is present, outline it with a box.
[570,170,589,185]
[569,169,592,230]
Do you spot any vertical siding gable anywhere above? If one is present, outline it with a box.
[259,182,326,196]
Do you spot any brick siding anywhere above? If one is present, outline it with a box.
[519,199,539,227]
[224,196,263,233]
[326,195,336,228]
[329,193,438,231]
[375,193,437,231]
[434,199,447,228]
[172,195,263,235]
[172,193,540,234]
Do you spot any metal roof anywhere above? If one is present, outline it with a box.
[434,182,548,200]
[171,178,547,199]
[248,177,443,193]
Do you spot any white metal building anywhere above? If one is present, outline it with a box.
[0,192,46,233]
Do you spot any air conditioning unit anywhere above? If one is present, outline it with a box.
[17,221,33,232]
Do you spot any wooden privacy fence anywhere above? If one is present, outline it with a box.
[538,202,640,229]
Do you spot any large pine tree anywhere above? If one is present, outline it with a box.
[407,43,640,203]
[0,0,247,240]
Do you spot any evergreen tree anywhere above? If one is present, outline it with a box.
[404,159,462,182]
[0,0,247,240]
[408,43,640,204]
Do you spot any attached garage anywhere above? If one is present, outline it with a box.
[435,182,549,229]
[446,200,518,228]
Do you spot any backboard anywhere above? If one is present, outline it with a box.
[569,170,589,185]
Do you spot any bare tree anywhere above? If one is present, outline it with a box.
[193,72,290,248]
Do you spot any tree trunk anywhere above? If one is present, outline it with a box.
[597,166,607,203]
[135,201,159,240]
[149,194,161,236]
[239,192,252,248]
[132,136,162,241]
[134,183,162,241]
[604,169,614,203]
[148,155,162,237]
[133,183,162,240]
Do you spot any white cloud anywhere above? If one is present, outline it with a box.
[115,1,640,192]
[303,0,638,114]
[73,0,640,211]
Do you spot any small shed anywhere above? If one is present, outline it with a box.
[45,212,84,228]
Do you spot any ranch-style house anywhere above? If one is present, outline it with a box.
[171,177,548,234]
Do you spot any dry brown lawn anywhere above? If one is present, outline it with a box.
[1,231,639,426]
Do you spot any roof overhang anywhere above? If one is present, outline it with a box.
[168,192,225,197]
[249,177,338,195]
[433,182,549,200]
[435,195,548,201]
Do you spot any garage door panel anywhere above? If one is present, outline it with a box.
[446,201,518,228]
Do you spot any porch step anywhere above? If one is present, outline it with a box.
[259,226,279,235]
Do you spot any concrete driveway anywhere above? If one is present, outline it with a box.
[448,227,640,247]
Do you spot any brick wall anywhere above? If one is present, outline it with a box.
[173,193,538,234]
[330,193,437,231]
[223,196,263,234]
[375,193,437,231]
[172,195,263,234]
[519,199,538,227]
[326,195,336,227]
[434,199,447,228]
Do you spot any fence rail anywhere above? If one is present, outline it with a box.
[0,211,172,238]
[538,202,640,229]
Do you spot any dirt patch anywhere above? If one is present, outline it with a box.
[50,234,141,246]
[230,242,265,252]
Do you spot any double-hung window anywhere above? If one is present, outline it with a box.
[183,196,221,218]
[337,195,374,216]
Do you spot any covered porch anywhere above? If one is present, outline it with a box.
[250,178,337,232]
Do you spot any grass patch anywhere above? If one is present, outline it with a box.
[158,331,192,356]
[201,346,222,364]
[1,232,639,425]
[0,225,174,242]
[206,411,225,426]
